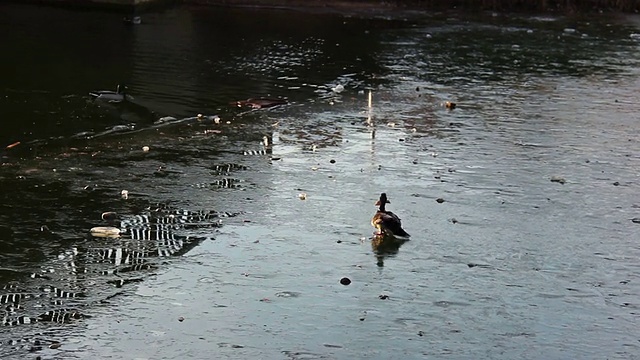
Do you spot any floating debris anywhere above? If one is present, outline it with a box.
[6,141,20,149]
[234,98,287,109]
[444,101,456,109]
[142,146,150,152]
[436,198,445,204]
[332,84,345,93]
[121,190,129,199]
[329,159,336,164]
[379,294,389,300]
[340,277,351,285]
[178,316,184,322]
[156,116,177,123]
[550,176,566,184]
[631,218,640,224]
[89,226,121,238]
[298,193,307,200]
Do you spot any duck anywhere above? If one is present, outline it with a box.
[371,193,410,238]
[89,84,131,102]
[444,101,456,109]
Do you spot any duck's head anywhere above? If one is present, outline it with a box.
[375,193,390,206]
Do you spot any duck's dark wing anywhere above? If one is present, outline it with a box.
[377,211,410,238]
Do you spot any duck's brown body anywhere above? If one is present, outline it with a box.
[371,193,410,238]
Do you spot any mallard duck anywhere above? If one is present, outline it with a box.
[89,84,131,102]
[371,193,410,238]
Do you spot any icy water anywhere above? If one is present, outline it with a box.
[1,3,640,360]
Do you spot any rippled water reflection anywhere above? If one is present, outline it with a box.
[1,4,640,359]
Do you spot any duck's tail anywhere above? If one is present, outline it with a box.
[393,227,411,238]
[380,223,410,239]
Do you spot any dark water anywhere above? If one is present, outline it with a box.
[2,3,640,359]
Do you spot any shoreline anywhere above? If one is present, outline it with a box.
[174,0,640,14]
[2,0,639,13]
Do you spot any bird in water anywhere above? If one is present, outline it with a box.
[371,193,410,238]
[89,84,131,102]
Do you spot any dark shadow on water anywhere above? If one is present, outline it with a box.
[371,233,409,267]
